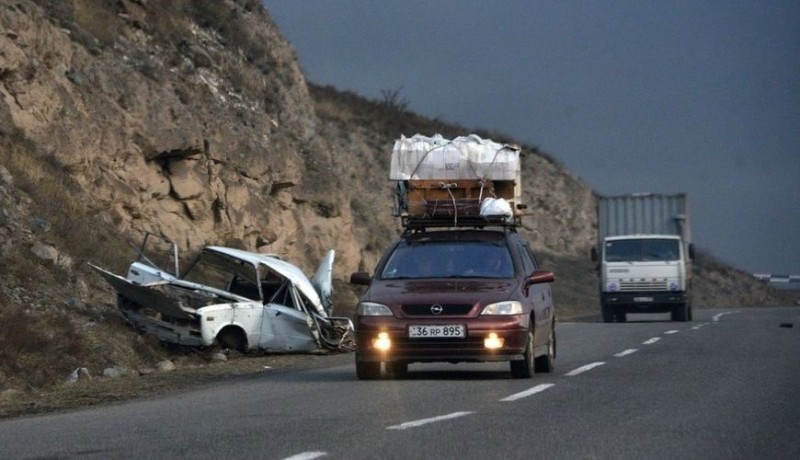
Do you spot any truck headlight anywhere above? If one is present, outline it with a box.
[481,301,523,315]
[356,302,393,316]
[668,279,680,291]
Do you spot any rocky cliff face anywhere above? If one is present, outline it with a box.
[1,0,597,275]
[0,0,793,391]
[2,0,364,272]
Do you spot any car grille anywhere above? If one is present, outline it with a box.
[401,304,474,316]
[393,336,485,350]
[619,280,668,291]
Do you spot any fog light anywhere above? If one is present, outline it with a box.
[484,332,504,349]
[373,332,391,351]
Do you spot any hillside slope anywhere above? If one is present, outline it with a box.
[0,0,795,392]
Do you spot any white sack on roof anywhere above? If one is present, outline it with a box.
[389,134,520,181]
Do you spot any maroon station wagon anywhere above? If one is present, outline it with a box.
[350,227,556,379]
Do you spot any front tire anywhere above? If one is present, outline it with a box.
[510,328,534,379]
[534,326,555,373]
[671,303,689,322]
[355,359,381,380]
[386,361,408,379]
[602,305,615,323]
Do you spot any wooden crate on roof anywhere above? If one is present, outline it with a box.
[406,179,517,219]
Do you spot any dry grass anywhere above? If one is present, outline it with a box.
[0,292,86,390]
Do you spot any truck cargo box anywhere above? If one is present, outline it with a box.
[597,193,691,243]
[390,134,522,223]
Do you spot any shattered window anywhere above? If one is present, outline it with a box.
[182,251,257,292]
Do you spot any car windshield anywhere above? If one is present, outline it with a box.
[604,238,680,262]
[380,240,515,279]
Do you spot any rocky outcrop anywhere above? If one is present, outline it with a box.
[0,0,362,273]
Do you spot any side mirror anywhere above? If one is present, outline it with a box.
[349,271,372,286]
[590,247,598,262]
[528,270,555,285]
[688,243,696,260]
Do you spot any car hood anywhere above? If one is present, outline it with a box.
[363,278,518,305]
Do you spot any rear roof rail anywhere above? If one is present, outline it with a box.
[401,215,520,234]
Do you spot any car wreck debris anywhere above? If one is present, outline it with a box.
[90,234,353,354]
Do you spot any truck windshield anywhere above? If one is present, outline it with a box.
[604,239,680,262]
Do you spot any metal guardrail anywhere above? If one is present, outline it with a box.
[753,274,800,283]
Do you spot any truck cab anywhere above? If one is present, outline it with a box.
[594,234,694,322]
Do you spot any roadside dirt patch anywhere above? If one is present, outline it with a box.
[0,351,352,419]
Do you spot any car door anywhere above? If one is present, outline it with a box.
[516,240,554,348]
[258,281,319,352]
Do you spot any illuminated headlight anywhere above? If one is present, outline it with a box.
[481,301,523,315]
[356,302,393,316]
[373,332,392,351]
[484,332,504,349]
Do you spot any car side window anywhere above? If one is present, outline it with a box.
[516,241,538,275]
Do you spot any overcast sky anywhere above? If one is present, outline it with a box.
[263,1,799,275]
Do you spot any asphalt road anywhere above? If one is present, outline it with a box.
[1,307,798,459]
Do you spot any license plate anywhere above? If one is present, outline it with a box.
[408,324,465,338]
[634,296,654,302]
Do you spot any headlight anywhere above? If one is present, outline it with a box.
[481,301,523,315]
[356,302,393,316]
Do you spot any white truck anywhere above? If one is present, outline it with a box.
[591,193,695,322]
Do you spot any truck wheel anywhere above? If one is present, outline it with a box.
[510,328,534,378]
[602,306,615,323]
[534,326,555,373]
[671,303,689,322]
[356,360,381,380]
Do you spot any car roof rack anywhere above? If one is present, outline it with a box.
[401,215,520,233]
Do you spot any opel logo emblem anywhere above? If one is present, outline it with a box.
[430,304,443,315]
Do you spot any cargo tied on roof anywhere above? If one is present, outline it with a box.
[389,134,523,228]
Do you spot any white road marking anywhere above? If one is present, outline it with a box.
[386,411,474,430]
[500,383,555,402]
[713,311,737,322]
[283,452,327,460]
[664,330,679,335]
[692,323,706,330]
[565,362,606,376]
[643,337,661,345]
[614,349,638,357]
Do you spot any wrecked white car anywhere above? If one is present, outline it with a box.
[90,235,353,353]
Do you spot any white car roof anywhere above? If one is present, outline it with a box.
[204,246,327,317]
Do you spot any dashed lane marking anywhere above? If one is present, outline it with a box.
[386,411,474,430]
[614,349,638,357]
[642,337,661,345]
[283,452,327,460]
[565,362,606,376]
[500,383,555,402]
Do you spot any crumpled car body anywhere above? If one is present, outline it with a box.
[90,235,353,353]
